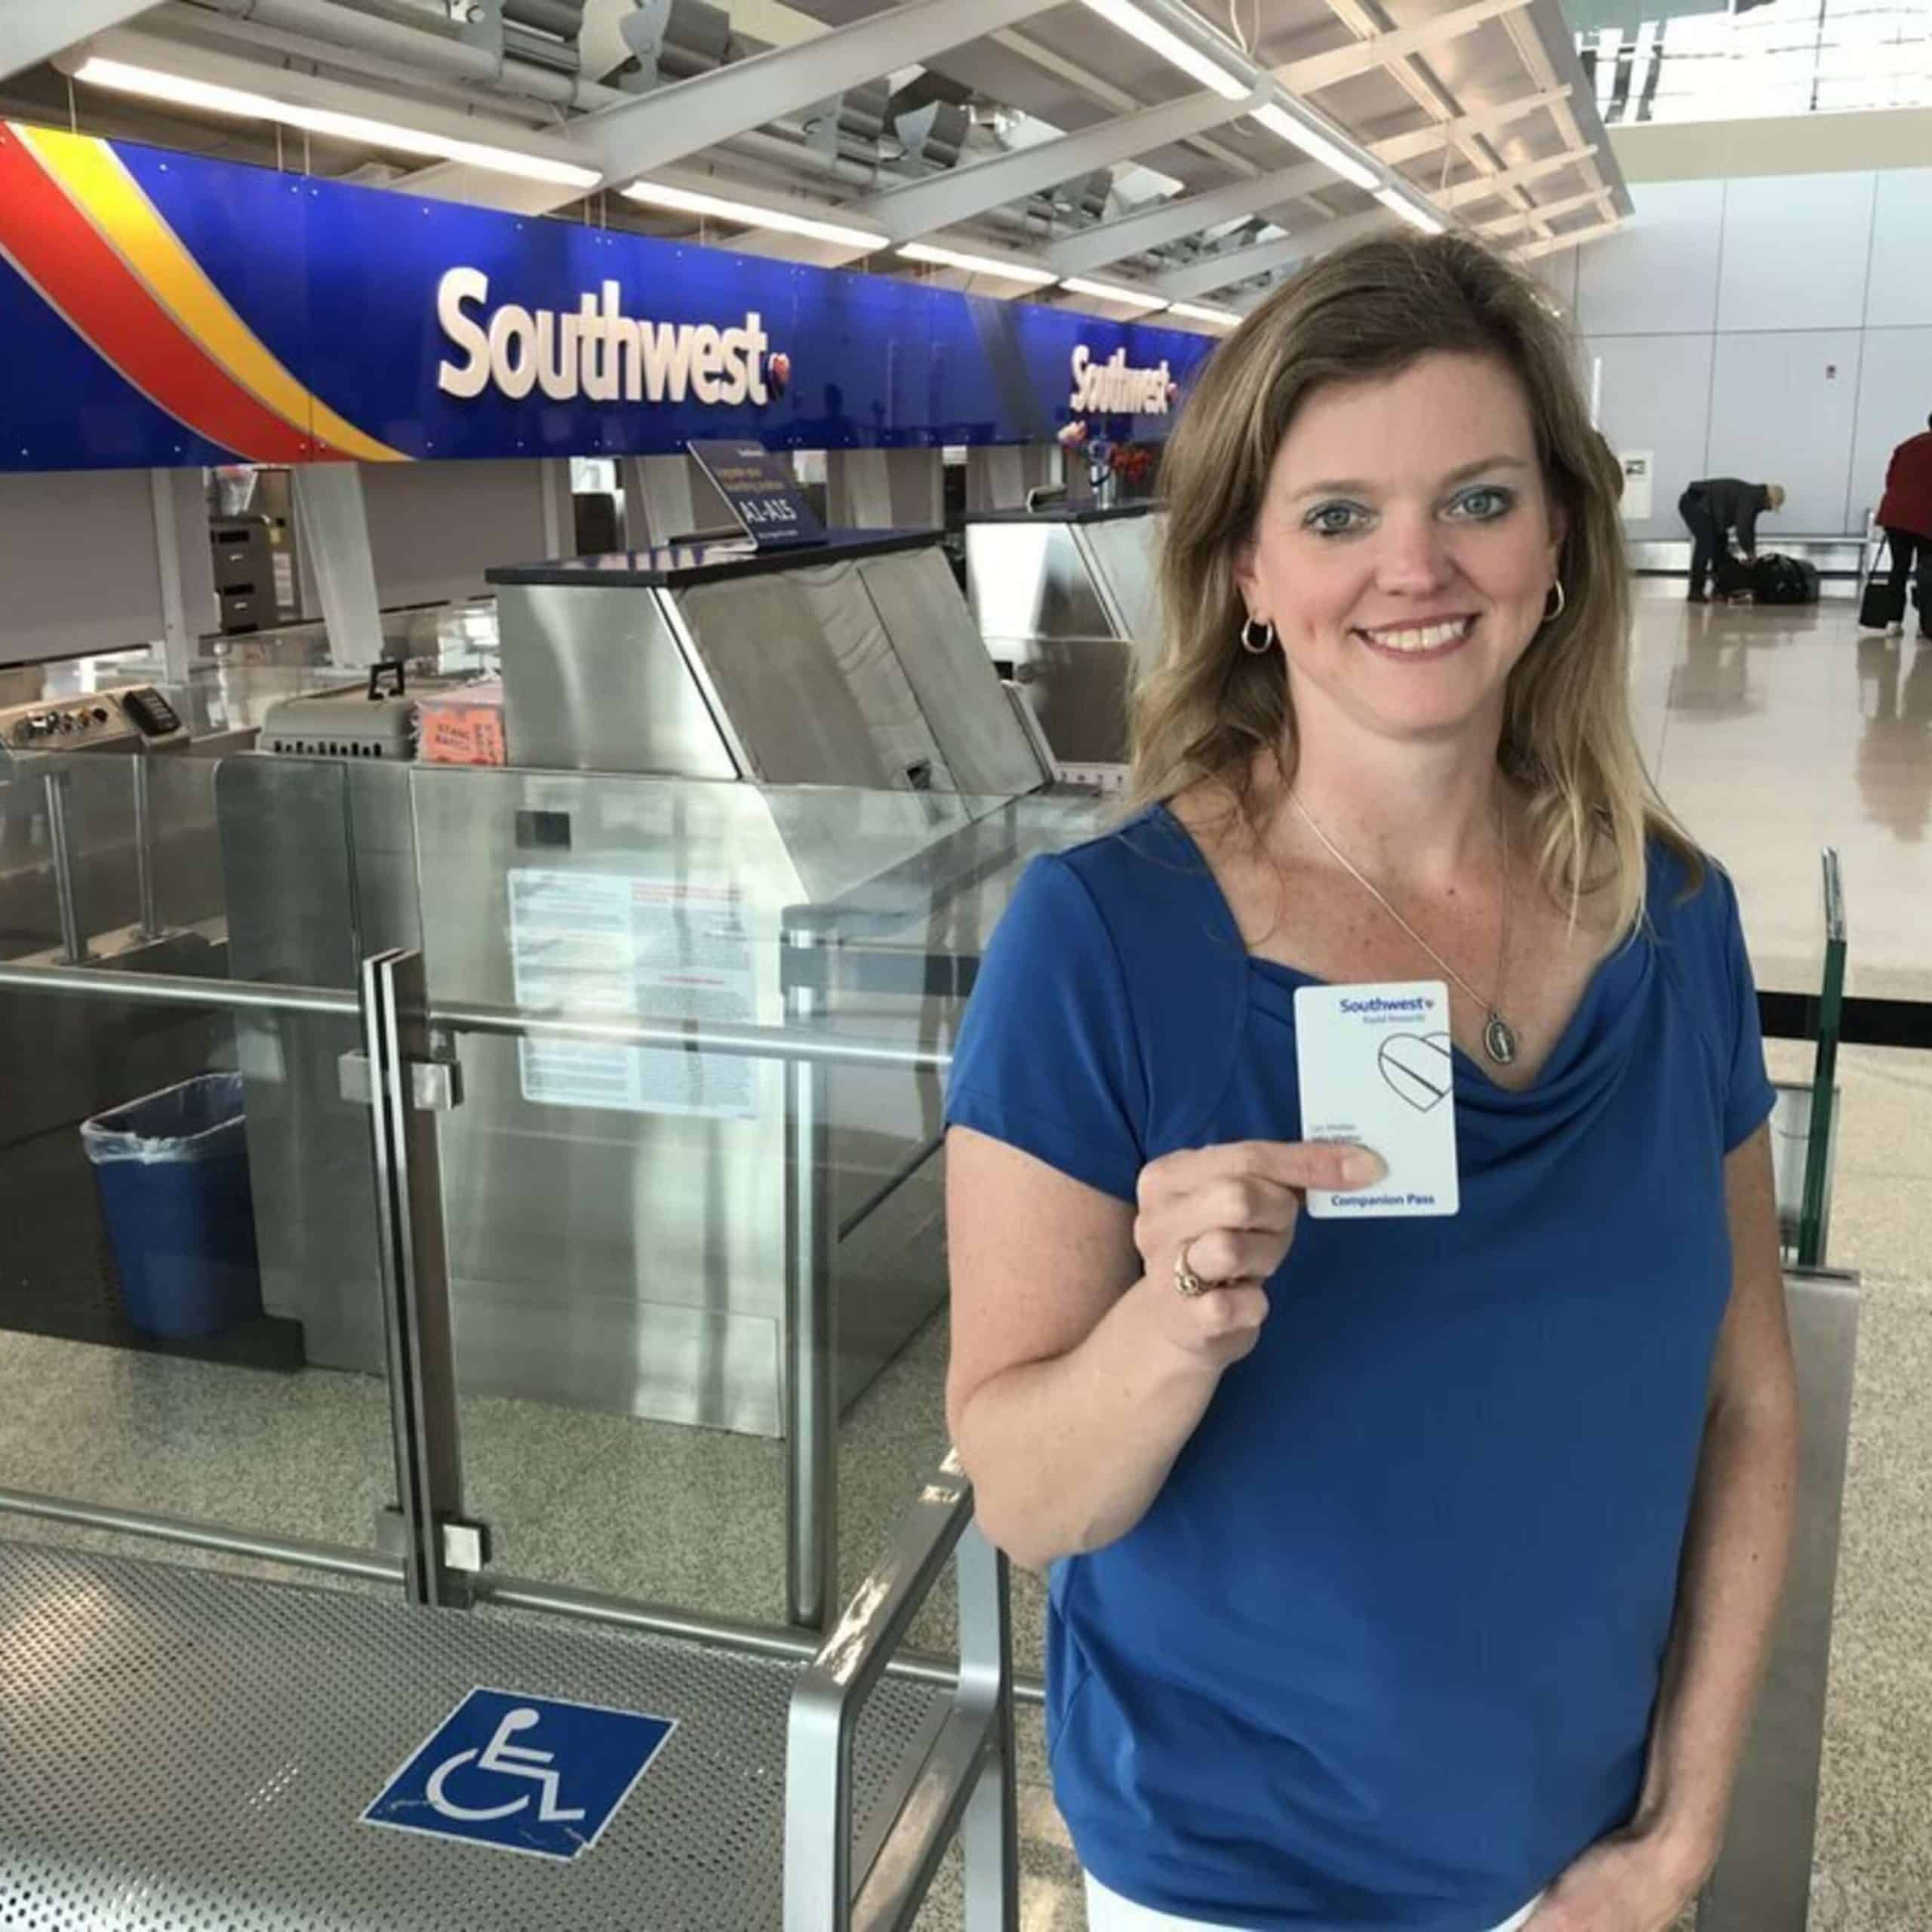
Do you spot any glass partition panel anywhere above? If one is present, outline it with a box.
[0,749,399,1587]
[405,764,1106,1626]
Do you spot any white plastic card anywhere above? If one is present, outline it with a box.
[1294,980,1460,1219]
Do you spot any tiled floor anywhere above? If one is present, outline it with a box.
[1,586,1928,1927]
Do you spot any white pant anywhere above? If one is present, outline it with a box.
[1084,1872,1544,1931]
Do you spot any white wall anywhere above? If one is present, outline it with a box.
[359,457,559,608]
[0,469,215,668]
[1574,166,1932,540]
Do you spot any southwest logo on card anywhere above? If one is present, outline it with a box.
[1294,981,1460,1219]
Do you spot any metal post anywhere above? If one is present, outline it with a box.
[785,923,838,1634]
[1798,851,1845,1269]
[957,1527,1019,1932]
[360,947,474,1607]
[149,467,201,686]
[292,463,385,668]
[42,770,91,965]
[131,756,162,943]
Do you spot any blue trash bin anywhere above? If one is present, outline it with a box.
[82,1073,263,1340]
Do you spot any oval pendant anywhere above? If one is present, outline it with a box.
[1483,1012,1519,1066]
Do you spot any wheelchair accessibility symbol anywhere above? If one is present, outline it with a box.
[364,1687,675,1861]
[426,1706,586,1825]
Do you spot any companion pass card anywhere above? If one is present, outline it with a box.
[1293,980,1460,1220]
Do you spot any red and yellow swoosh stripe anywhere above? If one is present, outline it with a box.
[0,122,407,463]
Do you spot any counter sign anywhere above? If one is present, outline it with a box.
[687,438,825,549]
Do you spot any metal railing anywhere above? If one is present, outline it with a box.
[1796,851,1847,1269]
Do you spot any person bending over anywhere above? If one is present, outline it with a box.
[1678,475,1784,602]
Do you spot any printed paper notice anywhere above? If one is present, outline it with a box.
[508,869,758,1119]
[1619,451,1654,521]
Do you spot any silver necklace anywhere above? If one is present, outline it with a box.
[1288,792,1519,1067]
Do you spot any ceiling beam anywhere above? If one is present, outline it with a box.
[1315,0,1534,232]
[844,81,1271,255]
[571,0,1065,192]
[1498,2,1620,218]
[85,23,594,185]
[1275,0,1534,97]
[1436,145,1595,208]
[1044,86,1570,278]
[1,0,161,84]
[1515,217,1622,260]
[1475,187,1607,235]
[984,21,1262,182]
[1148,208,1390,301]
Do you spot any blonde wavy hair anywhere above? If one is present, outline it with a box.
[1133,231,1698,937]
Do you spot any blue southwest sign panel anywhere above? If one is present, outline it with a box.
[0,118,1219,474]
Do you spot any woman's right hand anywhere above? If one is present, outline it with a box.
[1133,1140,1386,1367]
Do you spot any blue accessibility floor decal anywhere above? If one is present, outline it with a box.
[364,1687,675,1860]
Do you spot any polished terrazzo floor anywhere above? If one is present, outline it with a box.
[1628,580,1932,1004]
[1,584,1927,1927]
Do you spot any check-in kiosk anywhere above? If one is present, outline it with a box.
[488,529,1050,797]
[964,500,1164,768]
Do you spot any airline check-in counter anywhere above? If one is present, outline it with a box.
[964,500,1165,772]
[211,526,1090,1447]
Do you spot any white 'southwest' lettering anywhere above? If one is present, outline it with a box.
[435,267,770,408]
[1069,343,1172,417]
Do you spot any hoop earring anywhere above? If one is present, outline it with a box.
[1240,617,1277,654]
[1543,580,1567,626]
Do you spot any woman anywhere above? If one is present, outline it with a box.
[943,235,1798,1932]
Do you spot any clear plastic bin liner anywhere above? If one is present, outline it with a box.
[82,1072,249,1164]
[82,1074,263,1338]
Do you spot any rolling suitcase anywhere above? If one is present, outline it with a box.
[1858,577,1903,629]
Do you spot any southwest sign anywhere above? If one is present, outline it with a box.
[0,118,1216,473]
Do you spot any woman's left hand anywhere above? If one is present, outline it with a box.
[1520,1822,1713,1931]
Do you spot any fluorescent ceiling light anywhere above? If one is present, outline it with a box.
[1374,186,1447,236]
[1078,0,1251,102]
[1253,102,1379,192]
[73,56,597,189]
[899,242,1057,287]
[1060,275,1170,312]
[1168,300,1241,327]
[621,180,884,251]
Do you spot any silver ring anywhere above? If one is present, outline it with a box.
[1174,1238,1211,1299]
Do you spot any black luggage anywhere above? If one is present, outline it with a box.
[1751,553,1820,605]
[1712,549,1753,598]
[1860,577,1905,629]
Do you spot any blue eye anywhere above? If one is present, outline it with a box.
[1304,501,1371,537]
[1447,485,1517,521]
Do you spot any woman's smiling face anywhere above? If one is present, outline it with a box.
[1235,350,1567,749]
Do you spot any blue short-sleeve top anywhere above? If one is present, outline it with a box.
[944,804,1777,1932]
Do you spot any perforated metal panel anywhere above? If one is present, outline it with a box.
[0,1540,947,1930]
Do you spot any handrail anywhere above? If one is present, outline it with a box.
[0,961,951,1071]
[784,1453,1011,1932]
[0,1486,401,1584]
[1798,848,1848,1267]
[0,959,358,1019]
[433,997,950,1072]
[1820,847,1846,946]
